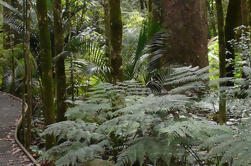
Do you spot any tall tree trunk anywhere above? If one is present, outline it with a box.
[108,0,123,83]
[36,0,55,149]
[249,0,251,25]
[103,0,111,66]
[160,0,209,68]
[224,0,242,84]
[53,0,67,122]
[241,0,248,25]
[23,0,32,148]
[216,0,227,124]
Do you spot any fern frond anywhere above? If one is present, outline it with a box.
[203,119,251,166]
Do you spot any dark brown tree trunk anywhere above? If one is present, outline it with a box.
[160,0,209,68]
[108,0,123,83]
[216,0,227,124]
[23,0,32,148]
[249,0,251,25]
[53,0,67,122]
[36,0,56,149]
[241,0,248,25]
[224,0,242,84]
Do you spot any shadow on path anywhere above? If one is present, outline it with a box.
[0,92,32,166]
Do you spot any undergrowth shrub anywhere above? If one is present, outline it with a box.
[40,66,249,166]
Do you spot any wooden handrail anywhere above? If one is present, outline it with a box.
[0,92,40,166]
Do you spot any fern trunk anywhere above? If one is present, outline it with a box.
[108,0,123,83]
[53,0,67,122]
[36,0,56,149]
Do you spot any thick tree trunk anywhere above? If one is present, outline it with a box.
[53,0,67,122]
[108,0,123,83]
[36,0,55,149]
[23,0,32,148]
[241,0,248,25]
[216,0,227,124]
[160,0,209,68]
[224,0,242,83]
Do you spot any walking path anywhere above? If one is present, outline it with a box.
[0,92,32,166]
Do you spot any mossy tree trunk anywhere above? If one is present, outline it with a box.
[108,0,123,83]
[216,0,227,124]
[224,0,242,85]
[53,0,67,122]
[36,0,56,149]
[103,0,110,62]
[23,0,32,148]
[160,0,209,68]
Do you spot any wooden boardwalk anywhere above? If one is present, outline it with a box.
[0,92,32,166]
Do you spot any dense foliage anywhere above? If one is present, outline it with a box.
[0,0,250,166]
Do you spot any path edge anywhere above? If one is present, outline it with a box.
[0,91,40,166]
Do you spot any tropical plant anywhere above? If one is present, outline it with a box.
[41,66,238,166]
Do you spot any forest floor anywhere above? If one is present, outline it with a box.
[0,92,32,166]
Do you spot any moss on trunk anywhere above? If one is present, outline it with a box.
[53,0,67,122]
[216,0,227,124]
[109,0,123,83]
[37,0,56,149]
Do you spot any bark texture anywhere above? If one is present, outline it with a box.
[160,0,209,68]
[36,0,55,149]
[241,0,248,25]
[216,0,226,124]
[224,0,242,81]
[108,0,123,83]
[53,0,67,122]
[23,0,32,148]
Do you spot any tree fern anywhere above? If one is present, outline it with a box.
[41,120,108,166]
[202,119,251,166]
